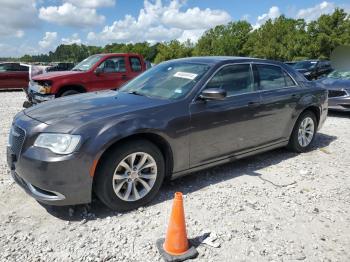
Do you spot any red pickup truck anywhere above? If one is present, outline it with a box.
[26,53,147,106]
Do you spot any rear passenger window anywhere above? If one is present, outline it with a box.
[206,64,253,96]
[130,57,142,72]
[255,64,295,90]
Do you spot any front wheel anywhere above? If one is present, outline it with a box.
[288,111,317,153]
[94,140,165,211]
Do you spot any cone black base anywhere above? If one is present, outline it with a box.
[156,238,198,262]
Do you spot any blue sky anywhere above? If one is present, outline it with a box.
[1,0,349,57]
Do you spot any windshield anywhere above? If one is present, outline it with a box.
[326,70,350,80]
[294,61,317,70]
[120,61,211,100]
[72,55,102,71]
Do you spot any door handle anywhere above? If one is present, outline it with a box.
[121,74,128,80]
[291,94,300,98]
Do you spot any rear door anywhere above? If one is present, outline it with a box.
[253,63,303,143]
[128,56,144,80]
[90,56,129,91]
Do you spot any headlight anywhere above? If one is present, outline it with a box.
[34,133,81,154]
[37,86,51,94]
[31,81,52,94]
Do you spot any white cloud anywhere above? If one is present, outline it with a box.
[162,6,231,30]
[296,1,335,21]
[39,32,58,49]
[0,0,38,38]
[62,33,82,45]
[0,42,38,57]
[253,6,281,29]
[39,3,105,27]
[65,0,115,8]
[88,0,231,44]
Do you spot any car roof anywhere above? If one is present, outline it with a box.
[97,53,142,57]
[169,56,285,66]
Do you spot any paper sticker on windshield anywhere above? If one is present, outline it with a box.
[174,71,198,80]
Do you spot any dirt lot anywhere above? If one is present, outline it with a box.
[0,91,349,262]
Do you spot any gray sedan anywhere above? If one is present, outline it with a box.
[316,70,350,111]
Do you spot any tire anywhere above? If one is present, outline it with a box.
[60,90,80,97]
[288,111,317,153]
[94,139,165,212]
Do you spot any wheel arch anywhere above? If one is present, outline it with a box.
[92,132,174,182]
[300,105,321,126]
[56,85,86,97]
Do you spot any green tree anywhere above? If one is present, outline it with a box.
[305,9,350,59]
[243,16,310,61]
[154,40,193,64]
[194,21,252,56]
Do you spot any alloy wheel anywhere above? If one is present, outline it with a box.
[297,117,315,147]
[112,152,157,202]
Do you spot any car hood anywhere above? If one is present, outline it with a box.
[32,70,83,80]
[24,91,169,128]
[316,78,350,90]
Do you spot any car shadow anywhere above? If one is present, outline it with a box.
[41,132,337,221]
[0,89,24,93]
[328,111,350,119]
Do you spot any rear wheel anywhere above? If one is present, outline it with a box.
[94,140,165,211]
[60,90,80,97]
[288,111,317,153]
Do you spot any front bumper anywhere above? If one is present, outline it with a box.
[7,145,93,206]
[25,82,55,106]
[7,115,93,206]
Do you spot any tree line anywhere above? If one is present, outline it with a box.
[3,9,349,64]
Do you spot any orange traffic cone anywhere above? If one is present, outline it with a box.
[156,192,198,261]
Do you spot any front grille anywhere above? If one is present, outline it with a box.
[328,90,347,98]
[9,125,26,157]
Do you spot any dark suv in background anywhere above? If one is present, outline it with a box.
[294,60,332,80]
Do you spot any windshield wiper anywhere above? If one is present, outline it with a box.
[127,90,145,96]
[72,68,83,71]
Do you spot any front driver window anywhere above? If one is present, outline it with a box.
[206,64,253,96]
[98,57,126,73]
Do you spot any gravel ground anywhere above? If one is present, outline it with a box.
[0,90,349,262]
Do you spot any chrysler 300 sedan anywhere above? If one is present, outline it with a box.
[7,57,328,211]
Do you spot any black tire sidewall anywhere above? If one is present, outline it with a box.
[289,111,317,153]
[94,140,165,212]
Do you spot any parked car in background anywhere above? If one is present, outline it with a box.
[8,57,328,211]
[316,70,350,111]
[25,53,147,106]
[46,62,75,72]
[0,62,29,90]
[294,60,332,80]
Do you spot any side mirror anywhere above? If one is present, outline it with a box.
[199,88,227,101]
[94,67,103,75]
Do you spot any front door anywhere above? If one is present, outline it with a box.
[91,56,129,91]
[189,63,263,167]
